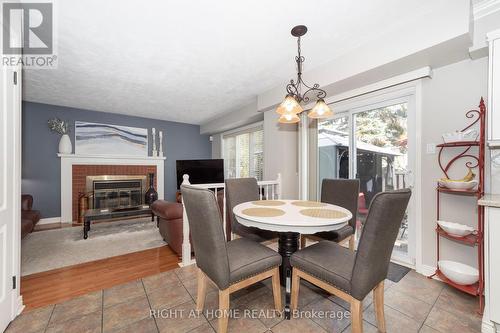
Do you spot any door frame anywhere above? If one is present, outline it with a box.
[1,3,24,328]
[314,81,423,269]
[1,62,24,329]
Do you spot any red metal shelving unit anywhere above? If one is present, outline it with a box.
[430,98,486,313]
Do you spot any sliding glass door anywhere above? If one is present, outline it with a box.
[318,95,415,265]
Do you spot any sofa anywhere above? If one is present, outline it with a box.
[21,194,41,239]
[151,191,225,257]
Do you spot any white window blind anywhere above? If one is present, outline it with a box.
[223,126,264,180]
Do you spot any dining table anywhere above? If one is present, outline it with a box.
[233,199,352,319]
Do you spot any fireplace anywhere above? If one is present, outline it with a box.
[86,175,147,210]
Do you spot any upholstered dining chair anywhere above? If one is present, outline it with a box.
[301,178,360,250]
[225,178,278,242]
[181,184,282,333]
[291,189,411,333]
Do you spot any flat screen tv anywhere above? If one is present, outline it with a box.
[176,159,224,189]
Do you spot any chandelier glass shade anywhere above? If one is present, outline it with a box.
[277,25,333,124]
[308,98,333,119]
[278,112,301,124]
[276,94,303,115]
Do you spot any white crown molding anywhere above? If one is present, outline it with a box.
[474,0,500,20]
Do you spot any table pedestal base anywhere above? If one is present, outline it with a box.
[278,232,299,320]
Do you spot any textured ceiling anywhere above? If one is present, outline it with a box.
[24,0,434,124]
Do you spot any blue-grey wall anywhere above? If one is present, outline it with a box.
[22,102,212,218]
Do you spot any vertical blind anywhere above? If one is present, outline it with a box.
[223,126,264,180]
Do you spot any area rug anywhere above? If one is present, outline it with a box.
[21,217,165,276]
[387,262,411,282]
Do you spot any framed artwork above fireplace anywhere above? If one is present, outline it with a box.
[75,121,148,156]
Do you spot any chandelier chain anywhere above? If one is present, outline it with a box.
[285,33,326,104]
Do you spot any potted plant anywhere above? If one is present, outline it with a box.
[48,118,72,154]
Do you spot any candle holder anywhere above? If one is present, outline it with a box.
[151,128,158,157]
[159,130,164,157]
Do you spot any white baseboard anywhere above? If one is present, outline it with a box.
[15,295,24,316]
[38,217,61,225]
[178,260,196,268]
[416,264,438,278]
[482,320,498,333]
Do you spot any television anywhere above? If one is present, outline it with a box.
[176,159,224,189]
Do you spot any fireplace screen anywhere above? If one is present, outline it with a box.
[86,175,147,210]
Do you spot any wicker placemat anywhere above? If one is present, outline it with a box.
[291,200,327,207]
[300,208,348,219]
[251,200,286,206]
[242,208,286,217]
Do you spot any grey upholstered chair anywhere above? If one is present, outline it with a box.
[301,178,360,250]
[291,189,411,333]
[181,184,282,333]
[225,178,278,242]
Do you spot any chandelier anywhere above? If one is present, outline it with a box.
[277,25,333,124]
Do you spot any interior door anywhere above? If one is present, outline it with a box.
[0,9,22,331]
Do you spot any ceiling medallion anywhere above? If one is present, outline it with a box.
[277,25,333,124]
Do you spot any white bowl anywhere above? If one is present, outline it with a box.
[437,220,475,237]
[442,132,463,143]
[438,179,478,190]
[438,260,479,285]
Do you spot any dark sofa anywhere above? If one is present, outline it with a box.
[21,194,41,238]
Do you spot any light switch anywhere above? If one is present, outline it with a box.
[426,143,436,154]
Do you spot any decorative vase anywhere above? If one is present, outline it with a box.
[145,173,158,205]
[59,134,72,154]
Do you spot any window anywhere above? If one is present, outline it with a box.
[223,125,264,180]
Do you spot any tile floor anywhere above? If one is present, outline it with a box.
[6,264,482,333]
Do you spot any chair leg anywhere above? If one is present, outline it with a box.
[350,299,363,333]
[290,269,300,310]
[271,267,282,312]
[373,281,386,332]
[300,235,306,249]
[349,235,355,251]
[196,269,208,311]
[218,290,230,333]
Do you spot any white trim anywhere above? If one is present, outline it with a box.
[299,113,309,200]
[58,154,165,224]
[481,320,498,333]
[474,0,500,20]
[37,217,61,225]
[414,80,424,276]
[221,121,263,138]
[488,29,500,42]
[390,257,415,270]
[57,153,165,161]
[178,259,196,268]
[303,67,432,111]
[487,140,500,148]
[13,296,24,316]
[416,264,438,278]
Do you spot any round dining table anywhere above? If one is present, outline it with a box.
[233,199,352,319]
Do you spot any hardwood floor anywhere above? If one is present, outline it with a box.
[21,246,180,310]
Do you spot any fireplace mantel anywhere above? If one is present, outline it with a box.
[58,154,165,223]
[58,153,166,161]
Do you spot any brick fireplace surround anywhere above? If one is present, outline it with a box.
[58,154,165,224]
[72,165,157,221]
